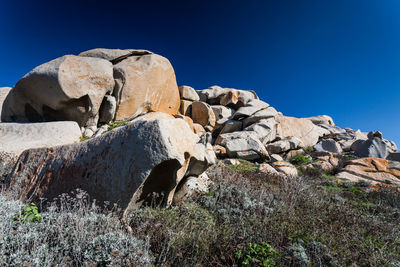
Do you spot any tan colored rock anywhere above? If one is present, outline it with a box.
[276,115,322,147]
[272,161,298,177]
[178,85,199,101]
[336,158,400,186]
[191,101,216,128]
[213,145,227,157]
[2,55,114,127]
[174,114,194,132]
[258,163,279,175]
[114,53,180,120]
[179,100,192,116]
[0,87,11,121]
[193,123,206,135]
[79,48,152,62]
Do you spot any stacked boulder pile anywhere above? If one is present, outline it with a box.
[0,48,399,215]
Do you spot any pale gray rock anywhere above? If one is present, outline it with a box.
[351,137,388,158]
[211,105,234,124]
[243,118,277,144]
[0,87,11,122]
[219,120,242,134]
[0,121,82,156]
[231,99,269,120]
[267,140,291,154]
[224,158,240,166]
[6,113,216,217]
[197,86,258,107]
[318,124,346,136]
[236,151,261,161]
[2,55,114,127]
[270,154,283,162]
[314,139,343,154]
[306,115,335,126]
[99,95,117,124]
[272,161,298,177]
[242,107,278,127]
[93,124,109,138]
[383,139,397,153]
[178,85,200,101]
[258,163,279,175]
[215,131,269,160]
[173,172,210,205]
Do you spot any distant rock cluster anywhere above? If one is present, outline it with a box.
[0,48,399,215]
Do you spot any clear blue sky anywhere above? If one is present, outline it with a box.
[1,0,399,145]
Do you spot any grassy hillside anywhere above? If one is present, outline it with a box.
[1,162,399,266]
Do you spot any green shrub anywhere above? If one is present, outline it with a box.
[290,154,311,166]
[13,202,42,223]
[236,242,281,266]
[225,159,258,172]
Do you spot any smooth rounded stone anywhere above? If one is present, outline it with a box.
[2,55,114,127]
[196,85,230,104]
[191,101,216,128]
[367,131,383,140]
[266,140,291,154]
[270,154,283,162]
[174,114,194,132]
[84,128,94,138]
[193,123,206,135]
[178,85,200,101]
[211,105,234,124]
[79,48,152,62]
[306,154,339,172]
[314,139,343,154]
[243,118,277,144]
[351,137,388,159]
[0,87,11,122]
[336,158,400,186]
[113,53,180,120]
[259,163,280,175]
[242,107,278,127]
[215,131,269,160]
[98,95,117,124]
[224,158,240,166]
[387,152,400,162]
[306,115,335,126]
[179,100,192,116]
[276,115,322,147]
[7,113,217,216]
[220,89,258,109]
[173,172,210,205]
[219,120,242,135]
[272,161,298,177]
[0,121,82,156]
[231,99,270,120]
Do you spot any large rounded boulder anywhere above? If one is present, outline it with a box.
[1,55,115,127]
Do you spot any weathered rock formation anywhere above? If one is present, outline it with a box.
[6,113,215,216]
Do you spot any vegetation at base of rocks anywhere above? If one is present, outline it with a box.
[303,146,314,155]
[79,135,91,142]
[1,166,400,266]
[224,159,258,172]
[290,154,312,166]
[235,242,281,266]
[107,120,129,131]
[12,202,42,223]
[0,190,153,266]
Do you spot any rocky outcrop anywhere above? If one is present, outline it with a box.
[112,53,180,120]
[1,55,115,127]
[351,137,388,159]
[6,113,216,216]
[314,139,342,154]
[276,115,321,147]
[336,158,400,186]
[0,87,11,122]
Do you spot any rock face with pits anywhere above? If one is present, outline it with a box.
[6,113,216,217]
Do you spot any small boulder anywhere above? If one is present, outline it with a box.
[178,85,200,101]
[306,115,335,126]
[211,105,234,124]
[314,139,342,154]
[231,99,270,120]
[98,95,117,124]
[387,152,400,162]
[243,118,277,144]
[272,161,298,177]
[219,120,242,134]
[179,100,192,116]
[173,172,210,205]
[351,137,388,159]
[191,101,216,128]
[276,115,321,147]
